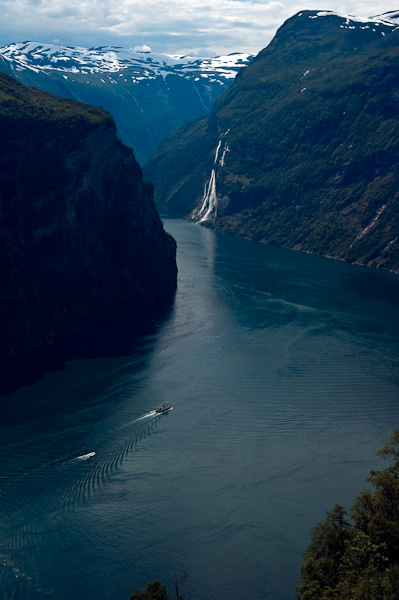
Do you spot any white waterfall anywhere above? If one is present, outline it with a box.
[219,142,229,167]
[213,139,223,163]
[350,204,387,248]
[195,137,229,223]
[197,169,218,222]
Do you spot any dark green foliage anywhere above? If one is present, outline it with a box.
[130,580,169,600]
[353,431,399,561]
[299,505,351,599]
[129,580,183,600]
[0,70,111,128]
[144,11,399,272]
[297,431,399,600]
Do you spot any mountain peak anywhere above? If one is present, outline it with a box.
[0,41,253,163]
[297,9,399,26]
[0,41,252,80]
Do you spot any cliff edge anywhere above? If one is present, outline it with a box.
[0,72,177,358]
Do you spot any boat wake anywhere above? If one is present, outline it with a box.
[0,404,172,599]
[135,410,157,421]
[116,410,158,430]
[0,552,32,582]
[118,407,171,429]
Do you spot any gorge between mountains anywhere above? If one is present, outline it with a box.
[2,218,399,600]
[1,7,399,600]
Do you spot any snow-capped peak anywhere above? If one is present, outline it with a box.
[0,41,252,80]
[308,10,399,28]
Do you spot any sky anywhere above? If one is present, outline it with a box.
[0,0,397,56]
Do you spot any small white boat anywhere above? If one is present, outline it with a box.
[155,401,173,413]
[77,452,96,460]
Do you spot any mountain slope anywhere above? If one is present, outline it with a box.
[0,43,251,164]
[144,10,399,272]
[0,71,177,359]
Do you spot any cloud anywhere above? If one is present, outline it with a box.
[0,0,396,55]
[132,44,152,52]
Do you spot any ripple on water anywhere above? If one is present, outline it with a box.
[2,219,399,600]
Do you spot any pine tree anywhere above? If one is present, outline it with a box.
[297,431,399,600]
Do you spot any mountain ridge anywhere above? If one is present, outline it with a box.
[0,42,252,163]
[144,9,399,273]
[0,41,250,78]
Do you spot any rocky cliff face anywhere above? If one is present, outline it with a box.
[0,72,177,359]
[144,10,399,272]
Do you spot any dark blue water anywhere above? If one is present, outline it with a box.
[1,218,399,600]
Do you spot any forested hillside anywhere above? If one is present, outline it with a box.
[144,10,399,272]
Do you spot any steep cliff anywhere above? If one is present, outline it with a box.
[144,10,399,272]
[0,72,177,359]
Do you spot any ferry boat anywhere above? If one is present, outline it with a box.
[155,401,173,413]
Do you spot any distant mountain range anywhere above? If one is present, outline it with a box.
[144,10,399,272]
[0,42,252,163]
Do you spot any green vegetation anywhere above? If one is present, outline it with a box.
[0,70,112,128]
[297,430,399,600]
[129,580,184,600]
[144,10,399,272]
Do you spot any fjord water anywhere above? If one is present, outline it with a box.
[1,218,399,600]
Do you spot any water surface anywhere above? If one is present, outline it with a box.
[1,218,399,600]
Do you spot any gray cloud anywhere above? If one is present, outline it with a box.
[0,0,396,54]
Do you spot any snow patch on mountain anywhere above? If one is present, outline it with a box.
[0,42,252,82]
[310,10,399,28]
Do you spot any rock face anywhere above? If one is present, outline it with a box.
[144,10,399,272]
[0,43,252,164]
[0,71,177,359]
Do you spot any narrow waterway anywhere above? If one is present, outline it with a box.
[1,218,399,600]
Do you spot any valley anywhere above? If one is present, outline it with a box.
[2,7,399,600]
[0,43,252,163]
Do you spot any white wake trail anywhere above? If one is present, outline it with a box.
[134,410,157,421]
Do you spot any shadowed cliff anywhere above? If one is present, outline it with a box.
[0,72,177,359]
